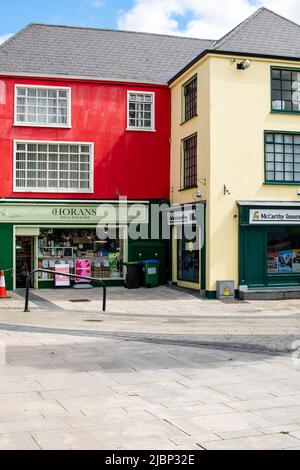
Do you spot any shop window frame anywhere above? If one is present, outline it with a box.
[181,133,198,190]
[127,91,155,132]
[14,84,72,128]
[182,74,197,123]
[13,140,94,193]
[13,223,128,289]
[270,66,300,115]
[264,130,300,185]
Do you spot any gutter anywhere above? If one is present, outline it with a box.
[168,49,300,85]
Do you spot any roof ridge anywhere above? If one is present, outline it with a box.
[211,7,262,50]
[212,7,300,51]
[23,22,215,42]
[0,24,32,51]
[259,6,300,29]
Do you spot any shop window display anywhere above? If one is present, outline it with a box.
[177,228,199,283]
[38,228,124,281]
[267,227,300,274]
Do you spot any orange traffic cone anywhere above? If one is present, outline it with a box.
[0,271,9,299]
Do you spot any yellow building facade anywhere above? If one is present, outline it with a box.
[169,49,300,298]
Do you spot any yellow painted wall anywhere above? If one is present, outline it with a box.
[170,58,210,289]
[170,53,300,292]
[209,56,300,292]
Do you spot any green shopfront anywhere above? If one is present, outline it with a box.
[238,201,300,290]
[0,199,167,290]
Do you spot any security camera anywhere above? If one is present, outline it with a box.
[194,190,202,198]
[237,59,251,70]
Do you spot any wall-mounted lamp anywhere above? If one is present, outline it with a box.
[236,59,251,70]
[193,190,202,200]
[224,185,231,196]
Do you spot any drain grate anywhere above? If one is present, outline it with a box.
[69,299,91,303]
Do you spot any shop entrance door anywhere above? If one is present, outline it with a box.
[242,228,267,289]
[16,237,34,288]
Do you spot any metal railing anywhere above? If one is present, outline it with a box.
[24,269,107,313]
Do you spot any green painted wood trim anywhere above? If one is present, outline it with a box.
[0,224,14,290]
[264,130,300,184]
[201,205,206,291]
[270,66,300,114]
[206,290,216,299]
[263,182,300,186]
[37,279,124,289]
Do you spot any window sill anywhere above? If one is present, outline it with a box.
[126,128,156,132]
[14,123,72,129]
[180,114,198,126]
[264,181,300,186]
[178,185,198,192]
[13,189,94,194]
[270,110,300,116]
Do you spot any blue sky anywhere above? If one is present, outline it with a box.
[0,0,131,34]
[0,1,299,43]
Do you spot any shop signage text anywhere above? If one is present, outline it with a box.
[250,209,300,224]
[0,203,148,224]
[168,209,197,226]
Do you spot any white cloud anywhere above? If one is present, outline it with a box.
[0,33,13,45]
[116,0,300,39]
[89,0,105,8]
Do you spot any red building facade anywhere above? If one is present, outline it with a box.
[0,23,208,290]
[0,75,171,289]
[0,77,170,200]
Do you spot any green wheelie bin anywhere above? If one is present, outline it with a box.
[140,260,160,288]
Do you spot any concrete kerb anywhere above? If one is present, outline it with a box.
[0,322,298,355]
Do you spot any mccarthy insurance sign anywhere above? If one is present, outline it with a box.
[250,209,300,224]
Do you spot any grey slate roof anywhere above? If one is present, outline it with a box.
[0,7,299,85]
[211,7,300,58]
[169,7,300,84]
[0,24,213,84]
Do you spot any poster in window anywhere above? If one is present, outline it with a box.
[75,259,91,283]
[292,249,300,273]
[55,264,70,287]
[278,250,292,273]
[267,252,279,274]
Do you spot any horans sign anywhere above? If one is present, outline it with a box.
[0,203,148,224]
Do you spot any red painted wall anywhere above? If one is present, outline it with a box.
[0,77,171,200]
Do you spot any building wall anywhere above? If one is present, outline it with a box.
[209,55,300,292]
[0,77,171,200]
[170,58,211,289]
[170,54,300,293]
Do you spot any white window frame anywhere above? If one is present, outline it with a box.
[13,140,94,194]
[127,91,155,132]
[14,84,72,128]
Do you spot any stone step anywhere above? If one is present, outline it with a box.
[239,288,300,301]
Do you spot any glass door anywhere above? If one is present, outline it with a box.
[15,237,34,288]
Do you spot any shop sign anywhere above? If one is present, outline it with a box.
[75,259,92,283]
[55,264,70,287]
[250,209,300,225]
[168,208,198,226]
[0,203,148,224]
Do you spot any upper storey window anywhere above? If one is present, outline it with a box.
[271,68,300,113]
[15,85,71,127]
[182,75,197,122]
[127,92,155,131]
